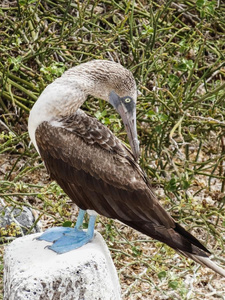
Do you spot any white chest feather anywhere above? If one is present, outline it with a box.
[28,80,85,151]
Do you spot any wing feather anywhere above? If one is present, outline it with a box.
[35,111,212,257]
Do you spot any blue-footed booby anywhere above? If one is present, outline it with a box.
[28,60,225,277]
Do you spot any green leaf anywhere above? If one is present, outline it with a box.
[166,177,177,192]
[83,222,88,229]
[158,113,168,122]
[169,280,178,290]
[158,271,167,280]
[94,111,102,120]
[168,74,179,88]
[62,221,73,227]
[175,59,194,72]
[196,0,205,7]
[131,246,142,257]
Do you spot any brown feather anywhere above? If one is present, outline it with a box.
[35,111,224,274]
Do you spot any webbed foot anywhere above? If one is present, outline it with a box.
[37,209,96,254]
[37,227,73,242]
[48,227,94,253]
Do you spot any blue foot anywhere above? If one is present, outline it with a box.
[37,227,73,242]
[37,209,97,254]
[48,228,93,254]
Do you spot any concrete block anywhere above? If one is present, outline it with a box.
[4,232,121,300]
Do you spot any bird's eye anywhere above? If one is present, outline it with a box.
[124,98,131,103]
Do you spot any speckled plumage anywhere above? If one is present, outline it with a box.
[30,60,225,276]
[36,112,209,255]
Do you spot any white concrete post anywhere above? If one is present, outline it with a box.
[4,232,121,300]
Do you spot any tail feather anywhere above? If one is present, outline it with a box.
[180,251,225,277]
[174,223,210,254]
[125,220,225,277]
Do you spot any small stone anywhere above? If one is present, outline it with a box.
[0,198,41,238]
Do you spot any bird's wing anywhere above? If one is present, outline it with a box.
[35,110,209,257]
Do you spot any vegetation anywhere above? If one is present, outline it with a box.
[0,0,225,298]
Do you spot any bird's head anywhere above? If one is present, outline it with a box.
[109,91,139,161]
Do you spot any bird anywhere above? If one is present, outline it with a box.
[28,59,225,277]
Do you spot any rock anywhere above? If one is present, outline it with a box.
[0,198,41,238]
[4,232,121,300]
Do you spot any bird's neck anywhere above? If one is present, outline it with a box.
[28,74,101,151]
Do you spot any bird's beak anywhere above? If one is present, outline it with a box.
[109,91,140,161]
[120,106,140,161]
